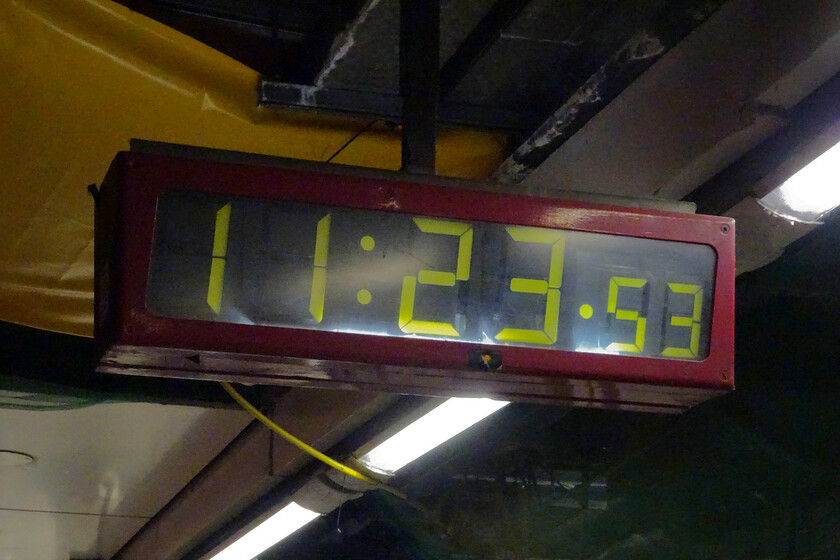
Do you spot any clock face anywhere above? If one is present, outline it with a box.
[146,191,716,360]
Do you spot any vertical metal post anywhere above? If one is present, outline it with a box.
[400,0,439,174]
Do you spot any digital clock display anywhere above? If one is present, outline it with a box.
[147,191,716,360]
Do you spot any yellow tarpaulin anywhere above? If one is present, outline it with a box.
[0,0,505,337]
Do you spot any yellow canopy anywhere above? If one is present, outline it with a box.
[0,0,505,337]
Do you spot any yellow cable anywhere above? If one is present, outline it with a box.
[220,381,375,483]
[222,382,413,504]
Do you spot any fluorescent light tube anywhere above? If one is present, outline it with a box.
[207,501,320,560]
[358,397,509,474]
[207,397,506,558]
[758,141,840,223]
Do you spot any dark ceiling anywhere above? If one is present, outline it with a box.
[118,0,368,82]
[116,0,725,136]
[120,2,840,556]
[270,218,840,559]
[11,216,840,559]
[9,0,840,558]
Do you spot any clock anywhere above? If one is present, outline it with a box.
[95,151,735,411]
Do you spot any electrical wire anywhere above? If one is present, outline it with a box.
[325,119,380,163]
[219,381,406,500]
[220,382,369,481]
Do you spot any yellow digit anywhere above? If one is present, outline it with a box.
[495,226,565,345]
[309,214,331,322]
[662,283,703,358]
[606,277,647,353]
[399,217,473,337]
[207,202,231,314]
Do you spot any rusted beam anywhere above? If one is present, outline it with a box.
[493,0,726,184]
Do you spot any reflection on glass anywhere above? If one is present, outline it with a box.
[147,192,717,360]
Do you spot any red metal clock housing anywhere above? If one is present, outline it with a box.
[95,151,735,412]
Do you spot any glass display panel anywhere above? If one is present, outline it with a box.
[147,191,717,360]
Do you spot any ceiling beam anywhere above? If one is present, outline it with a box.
[111,389,397,560]
[492,0,726,184]
[439,0,531,98]
[684,69,840,215]
[258,80,538,131]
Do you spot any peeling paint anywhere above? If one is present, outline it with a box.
[493,64,608,183]
[493,1,726,184]
[298,84,320,106]
[493,158,531,184]
[624,32,665,61]
[543,208,609,229]
[498,32,581,48]
[496,59,610,179]
[596,530,665,559]
[315,0,384,87]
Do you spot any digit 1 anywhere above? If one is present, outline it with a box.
[399,217,473,337]
[309,214,331,322]
[662,283,703,358]
[207,202,231,314]
[606,277,647,353]
[495,227,565,345]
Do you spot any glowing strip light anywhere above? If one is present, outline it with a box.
[758,141,840,224]
[207,397,508,559]
[358,397,510,474]
[207,502,320,560]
